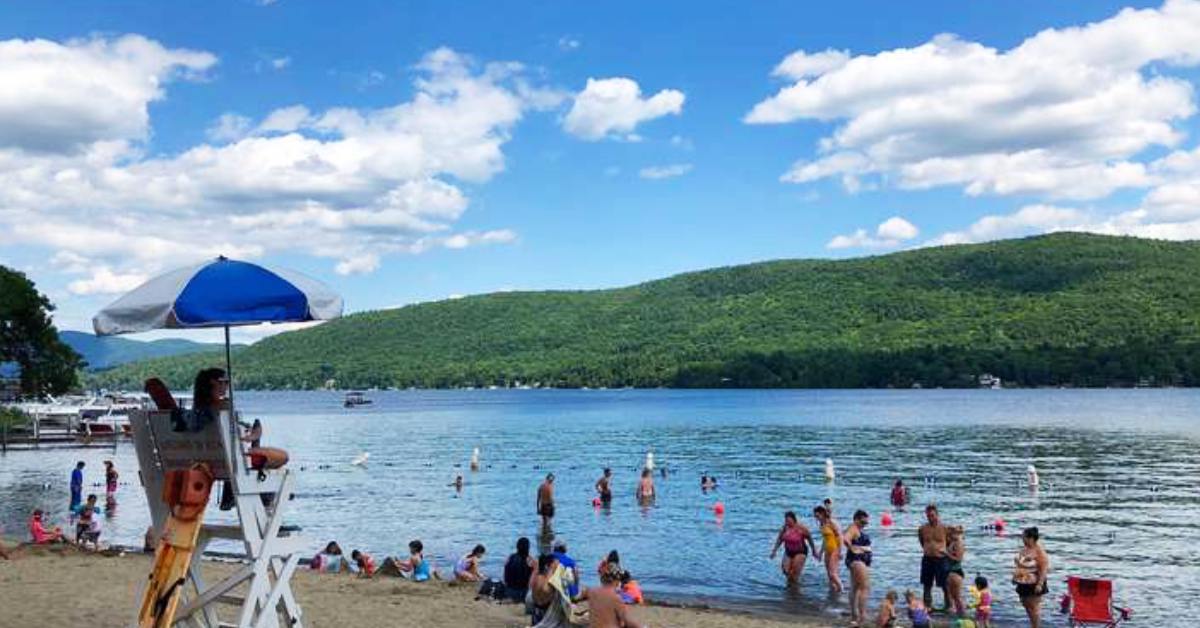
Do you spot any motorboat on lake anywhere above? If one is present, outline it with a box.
[344,391,373,408]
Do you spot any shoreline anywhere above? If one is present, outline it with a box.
[0,542,831,627]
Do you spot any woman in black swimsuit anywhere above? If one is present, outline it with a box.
[843,509,872,627]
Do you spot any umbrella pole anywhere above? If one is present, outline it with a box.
[224,325,235,414]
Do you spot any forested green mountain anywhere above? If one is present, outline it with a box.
[60,331,235,371]
[90,233,1200,390]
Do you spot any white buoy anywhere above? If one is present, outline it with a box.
[470,447,480,471]
[351,452,370,467]
[1027,464,1039,489]
[644,450,655,471]
[824,458,836,483]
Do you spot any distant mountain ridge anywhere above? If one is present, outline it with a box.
[89,233,1200,390]
[61,331,235,371]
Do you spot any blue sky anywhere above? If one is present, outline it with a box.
[1,0,1199,342]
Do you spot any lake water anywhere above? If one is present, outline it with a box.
[2,389,1198,626]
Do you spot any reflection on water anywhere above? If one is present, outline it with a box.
[2,389,1198,625]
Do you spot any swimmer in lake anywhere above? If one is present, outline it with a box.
[451,475,464,492]
[595,468,613,506]
[636,468,655,504]
[537,473,556,529]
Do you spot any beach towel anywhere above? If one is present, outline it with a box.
[532,565,586,628]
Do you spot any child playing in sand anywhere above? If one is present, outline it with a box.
[974,575,992,627]
[454,544,486,582]
[619,570,644,605]
[906,590,931,628]
[351,550,376,577]
[876,590,898,627]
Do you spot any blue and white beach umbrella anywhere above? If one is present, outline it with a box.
[92,256,343,405]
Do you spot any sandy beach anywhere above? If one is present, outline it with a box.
[0,542,826,628]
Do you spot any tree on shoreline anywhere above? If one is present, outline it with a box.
[0,265,82,397]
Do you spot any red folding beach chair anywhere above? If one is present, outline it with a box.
[1065,576,1131,627]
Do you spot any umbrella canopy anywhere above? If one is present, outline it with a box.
[92,256,342,417]
[93,256,342,336]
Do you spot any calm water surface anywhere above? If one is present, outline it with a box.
[2,389,1198,626]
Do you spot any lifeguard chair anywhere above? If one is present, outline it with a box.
[130,407,304,628]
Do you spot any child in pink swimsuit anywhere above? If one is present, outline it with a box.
[975,575,993,627]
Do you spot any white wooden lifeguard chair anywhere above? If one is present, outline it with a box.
[130,408,304,628]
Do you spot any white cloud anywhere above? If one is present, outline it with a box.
[771,48,850,80]
[563,77,685,141]
[66,267,148,295]
[925,205,1087,246]
[0,43,539,290]
[876,216,919,240]
[557,37,581,51]
[669,135,693,150]
[639,163,693,180]
[271,56,290,70]
[828,216,919,249]
[334,253,379,276]
[0,35,215,153]
[748,0,1200,200]
[206,113,253,142]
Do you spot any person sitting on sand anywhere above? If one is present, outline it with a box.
[596,550,620,579]
[380,540,433,581]
[551,542,581,600]
[29,509,64,544]
[619,570,644,605]
[351,549,376,577]
[636,468,655,504]
[529,554,558,623]
[906,590,932,628]
[312,541,352,573]
[454,544,486,582]
[504,537,537,603]
[582,563,644,628]
[877,589,898,628]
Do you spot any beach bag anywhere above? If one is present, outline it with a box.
[478,578,507,601]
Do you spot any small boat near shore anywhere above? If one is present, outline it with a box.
[343,391,373,408]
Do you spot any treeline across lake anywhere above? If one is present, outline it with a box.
[673,338,1200,389]
[90,233,1200,391]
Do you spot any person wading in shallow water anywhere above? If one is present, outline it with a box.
[918,503,951,611]
[537,473,556,530]
[595,468,613,506]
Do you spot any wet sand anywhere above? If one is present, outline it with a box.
[0,542,826,628]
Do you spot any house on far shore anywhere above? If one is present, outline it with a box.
[0,362,19,402]
[978,373,1002,389]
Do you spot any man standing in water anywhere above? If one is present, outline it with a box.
[69,461,85,511]
[918,503,951,611]
[595,468,613,506]
[537,473,556,529]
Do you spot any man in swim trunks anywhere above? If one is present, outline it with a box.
[918,503,951,611]
[584,563,645,628]
[537,473,556,529]
[595,468,613,505]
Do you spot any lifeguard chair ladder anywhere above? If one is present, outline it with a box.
[130,409,304,628]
